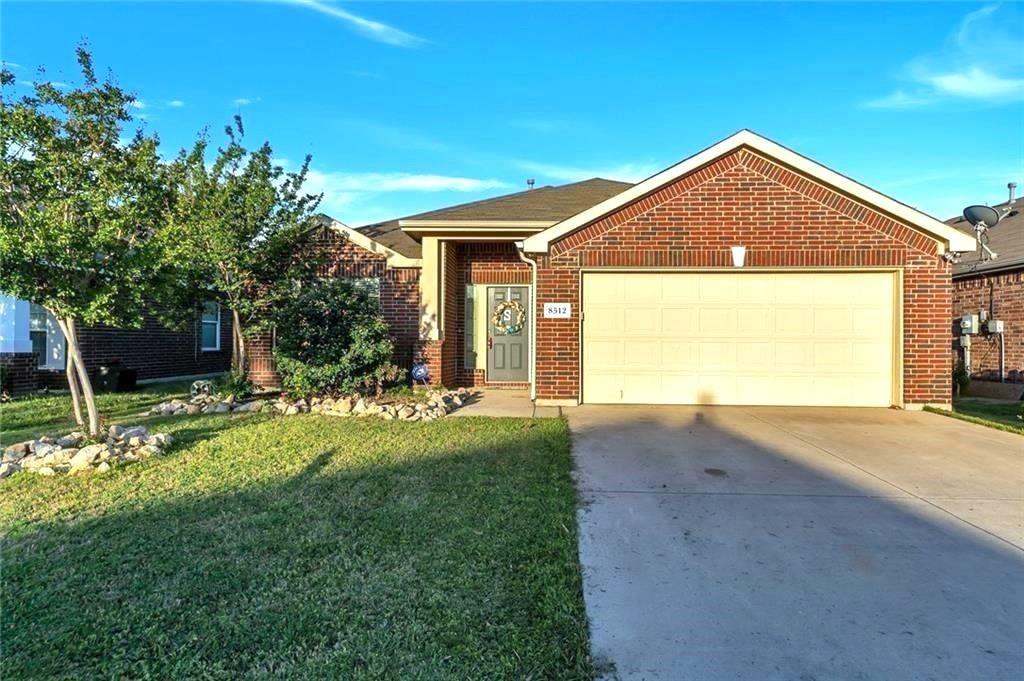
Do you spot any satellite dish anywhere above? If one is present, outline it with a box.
[961,205,1000,262]
[963,204,1001,228]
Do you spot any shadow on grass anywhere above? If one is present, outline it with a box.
[1,382,193,447]
[1,417,590,680]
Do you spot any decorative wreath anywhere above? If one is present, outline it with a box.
[491,299,526,336]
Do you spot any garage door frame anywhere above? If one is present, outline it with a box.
[578,267,904,408]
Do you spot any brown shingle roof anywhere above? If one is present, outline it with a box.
[355,178,633,259]
[948,200,1024,277]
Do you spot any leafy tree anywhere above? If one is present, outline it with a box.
[273,279,401,398]
[166,119,322,378]
[0,48,193,436]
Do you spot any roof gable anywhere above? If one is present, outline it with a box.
[523,130,977,254]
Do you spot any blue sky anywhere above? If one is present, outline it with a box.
[2,1,1022,225]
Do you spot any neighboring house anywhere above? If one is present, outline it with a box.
[0,296,233,395]
[252,130,975,409]
[948,187,1022,385]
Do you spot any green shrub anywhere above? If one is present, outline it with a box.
[273,279,401,399]
[953,360,971,396]
[216,369,254,399]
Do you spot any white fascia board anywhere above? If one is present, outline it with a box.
[523,130,977,254]
[323,218,422,268]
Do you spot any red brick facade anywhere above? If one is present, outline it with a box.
[29,312,234,391]
[532,148,953,406]
[68,312,234,383]
[952,269,1024,381]
[248,227,421,388]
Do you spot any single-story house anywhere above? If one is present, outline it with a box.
[0,296,233,395]
[250,130,977,409]
[949,185,1022,392]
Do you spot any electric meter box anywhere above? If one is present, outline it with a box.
[960,313,979,335]
[986,319,1005,334]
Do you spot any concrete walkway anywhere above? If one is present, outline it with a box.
[450,389,562,418]
[569,405,1024,681]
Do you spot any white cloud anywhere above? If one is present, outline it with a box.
[925,67,1024,100]
[233,97,259,107]
[1,61,21,69]
[167,99,185,108]
[284,0,425,47]
[284,165,510,223]
[514,160,658,184]
[865,4,1024,109]
[305,169,509,194]
[129,99,146,110]
[863,89,935,110]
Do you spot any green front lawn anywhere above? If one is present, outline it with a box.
[926,398,1024,435]
[0,381,192,447]
[0,413,591,679]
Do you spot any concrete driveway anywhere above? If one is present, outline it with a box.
[569,406,1023,680]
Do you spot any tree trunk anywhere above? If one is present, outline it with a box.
[232,308,246,375]
[54,317,84,427]
[63,317,101,437]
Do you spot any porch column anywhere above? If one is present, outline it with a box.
[419,237,443,342]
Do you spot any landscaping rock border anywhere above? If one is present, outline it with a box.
[149,388,474,422]
[1,425,173,479]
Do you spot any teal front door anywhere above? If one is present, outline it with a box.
[487,286,530,382]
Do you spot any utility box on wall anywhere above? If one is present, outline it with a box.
[960,313,980,335]
[986,319,1005,334]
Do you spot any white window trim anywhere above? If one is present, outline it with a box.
[201,303,221,352]
[28,303,66,371]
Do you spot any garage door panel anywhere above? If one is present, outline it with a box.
[813,342,853,368]
[661,307,694,334]
[662,341,698,369]
[813,308,854,336]
[661,277,699,302]
[698,308,737,336]
[774,276,815,304]
[737,276,775,304]
[583,272,896,406]
[624,276,663,304]
[625,307,661,334]
[587,308,625,336]
[699,276,738,303]
[737,341,774,368]
[622,340,661,367]
[585,339,622,365]
[775,341,812,368]
[775,308,811,335]
[699,342,736,370]
[737,309,773,335]
[853,308,887,335]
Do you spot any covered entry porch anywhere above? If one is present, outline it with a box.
[418,240,535,389]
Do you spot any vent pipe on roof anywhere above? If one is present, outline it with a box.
[1009,182,1017,205]
[526,178,535,190]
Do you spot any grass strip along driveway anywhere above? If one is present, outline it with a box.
[926,398,1024,435]
[1,409,591,679]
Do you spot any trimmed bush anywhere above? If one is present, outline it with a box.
[273,280,401,398]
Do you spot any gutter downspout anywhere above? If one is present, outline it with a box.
[515,242,539,402]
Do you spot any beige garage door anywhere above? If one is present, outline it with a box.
[582,272,897,407]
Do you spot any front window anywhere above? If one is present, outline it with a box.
[201,302,221,351]
[350,277,381,301]
[29,304,50,369]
